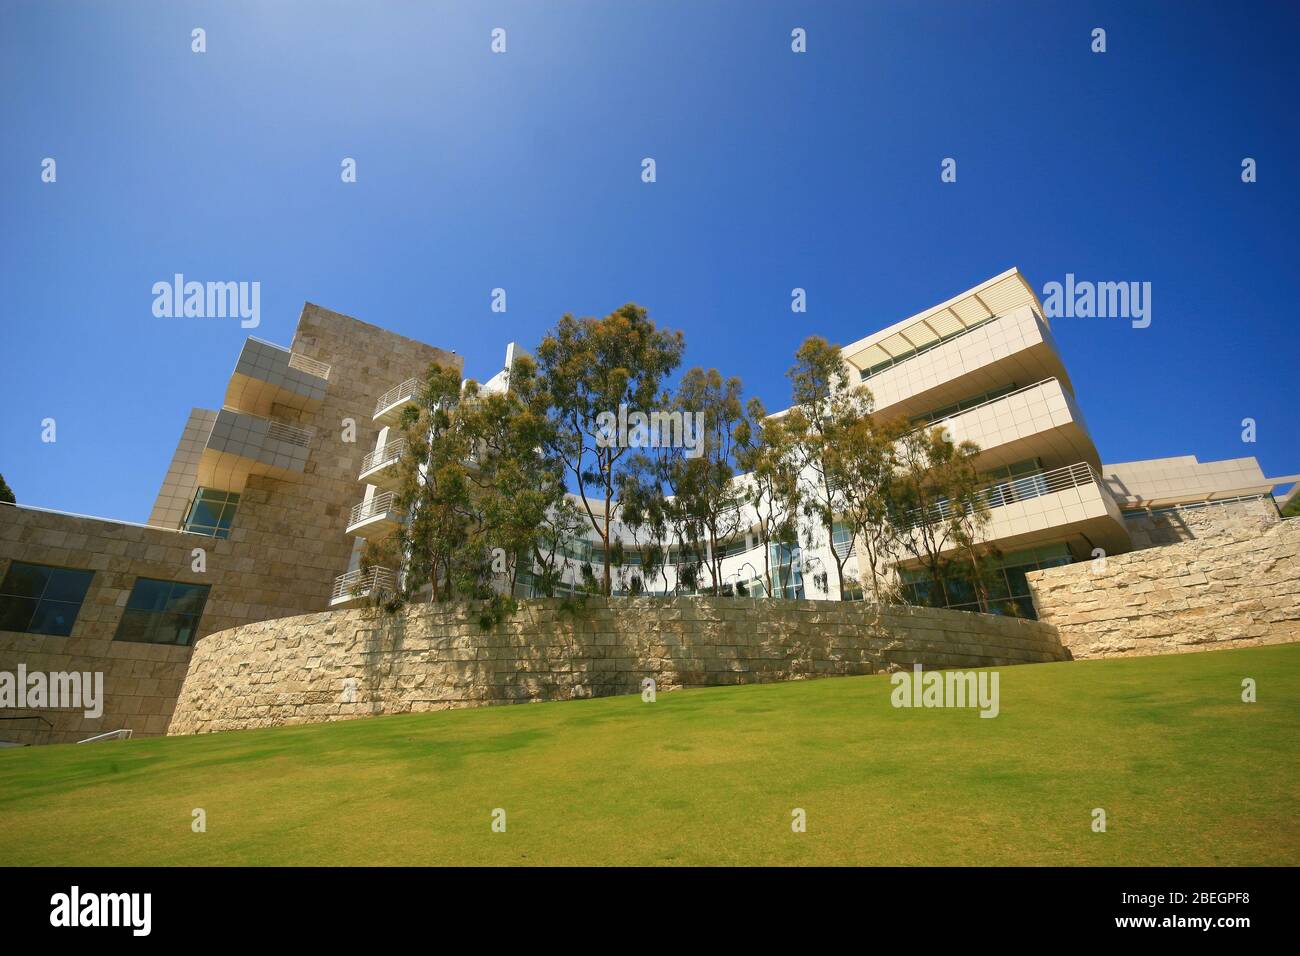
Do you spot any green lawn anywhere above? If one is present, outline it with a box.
[2,644,1297,866]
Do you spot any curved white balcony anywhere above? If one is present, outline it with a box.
[359,438,406,490]
[330,567,397,607]
[346,491,402,539]
[373,378,421,425]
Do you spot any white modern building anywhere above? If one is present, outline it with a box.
[337,268,1296,618]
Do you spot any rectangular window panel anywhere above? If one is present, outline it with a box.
[183,488,240,538]
[115,578,210,646]
[0,562,94,636]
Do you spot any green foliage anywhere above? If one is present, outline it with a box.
[0,472,14,505]
[1281,491,1300,518]
[534,304,684,595]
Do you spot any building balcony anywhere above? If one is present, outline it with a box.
[224,337,330,418]
[909,377,1102,473]
[850,305,1074,422]
[346,491,402,539]
[358,438,406,490]
[373,378,421,426]
[330,567,397,607]
[900,460,1131,561]
[196,408,315,488]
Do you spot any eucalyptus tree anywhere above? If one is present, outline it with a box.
[615,455,674,595]
[665,367,748,593]
[534,304,684,595]
[890,425,992,608]
[783,336,874,598]
[734,397,801,598]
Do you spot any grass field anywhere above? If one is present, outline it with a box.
[1,643,1297,866]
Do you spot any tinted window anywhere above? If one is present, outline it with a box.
[0,562,94,637]
[114,578,210,646]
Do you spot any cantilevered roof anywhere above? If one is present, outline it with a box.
[840,268,1044,374]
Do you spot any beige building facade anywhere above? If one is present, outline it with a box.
[2,272,1294,744]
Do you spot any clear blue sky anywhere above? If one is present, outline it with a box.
[2,0,1297,522]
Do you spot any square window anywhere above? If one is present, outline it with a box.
[0,562,94,636]
[125,578,171,611]
[115,578,209,646]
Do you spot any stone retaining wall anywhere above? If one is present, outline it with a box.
[168,597,1066,735]
[1121,496,1279,549]
[1027,516,1300,659]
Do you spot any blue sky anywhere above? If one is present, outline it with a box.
[2,0,1297,522]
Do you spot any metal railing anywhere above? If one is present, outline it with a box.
[348,491,399,528]
[288,352,331,380]
[77,729,133,744]
[248,336,332,380]
[218,407,315,448]
[265,419,315,448]
[374,378,421,417]
[331,566,397,602]
[902,461,1101,530]
[360,438,406,475]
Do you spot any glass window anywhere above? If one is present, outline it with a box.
[944,575,977,607]
[831,522,855,558]
[0,562,94,637]
[114,578,210,646]
[183,488,241,538]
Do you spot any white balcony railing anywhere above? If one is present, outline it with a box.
[901,461,1103,531]
[248,336,332,380]
[331,566,397,603]
[348,491,399,528]
[374,378,421,418]
[360,438,406,475]
[288,352,332,380]
[265,419,315,448]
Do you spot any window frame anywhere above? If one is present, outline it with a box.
[113,577,211,647]
[0,560,95,637]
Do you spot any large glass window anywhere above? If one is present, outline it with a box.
[114,578,210,646]
[182,488,241,538]
[899,544,1072,620]
[770,544,806,600]
[0,562,94,637]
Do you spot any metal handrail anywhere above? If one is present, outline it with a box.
[219,407,315,448]
[331,566,397,601]
[902,461,1100,529]
[374,378,421,417]
[288,352,331,380]
[361,438,406,474]
[247,336,332,380]
[265,419,315,448]
[77,729,133,743]
[348,491,399,527]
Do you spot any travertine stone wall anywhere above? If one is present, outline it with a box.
[168,597,1067,735]
[1121,496,1279,549]
[0,509,206,744]
[1,303,460,745]
[1027,517,1300,659]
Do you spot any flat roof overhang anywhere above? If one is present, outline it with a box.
[841,268,1045,376]
[1113,476,1300,511]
